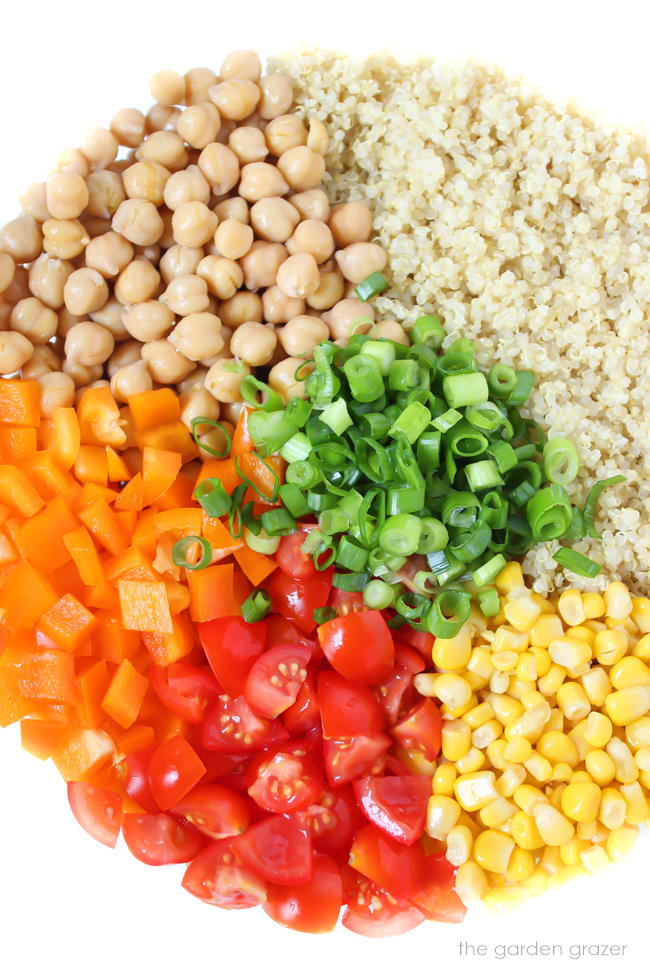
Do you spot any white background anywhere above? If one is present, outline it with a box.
[2,1,650,973]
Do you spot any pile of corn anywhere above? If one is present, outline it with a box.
[419,563,650,911]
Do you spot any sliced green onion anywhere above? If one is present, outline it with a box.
[449,522,491,562]
[379,513,422,557]
[527,485,573,542]
[543,436,580,486]
[193,478,231,518]
[190,416,232,459]
[355,271,388,301]
[234,452,279,503]
[509,480,537,509]
[242,588,272,623]
[507,370,535,407]
[279,432,311,463]
[336,537,369,572]
[432,408,462,433]
[359,412,391,439]
[248,410,298,455]
[447,337,475,358]
[488,364,517,399]
[417,431,441,470]
[361,339,397,376]
[321,397,353,436]
[426,589,471,638]
[472,553,507,588]
[307,486,338,511]
[259,507,297,537]
[284,397,312,428]
[443,371,490,409]
[441,491,481,528]
[553,547,602,578]
[279,483,311,518]
[411,314,445,349]
[388,402,431,444]
[243,526,280,555]
[319,508,350,535]
[395,591,429,624]
[427,549,466,586]
[514,444,538,462]
[357,488,386,547]
[388,358,419,392]
[363,578,395,610]
[465,400,504,433]
[477,587,500,617]
[487,441,518,473]
[447,422,489,458]
[416,517,449,554]
[313,606,337,624]
[286,460,321,490]
[583,475,626,538]
[240,375,284,412]
[437,352,474,377]
[412,571,437,595]
[172,535,212,571]
[343,354,385,403]
[481,490,508,529]
[332,571,371,592]
[386,483,425,516]
[228,483,247,539]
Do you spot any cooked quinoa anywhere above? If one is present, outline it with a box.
[271,51,650,596]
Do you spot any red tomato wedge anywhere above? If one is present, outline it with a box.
[182,838,267,909]
[235,814,313,885]
[342,869,425,938]
[317,671,384,738]
[317,610,394,685]
[396,624,434,658]
[266,568,333,635]
[117,746,159,813]
[202,693,289,755]
[149,663,220,724]
[67,782,123,848]
[352,775,430,846]
[349,824,426,900]
[123,812,206,865]
[288,786,365,859]
[412,852,466,923]
[247,741,323,813]
[244,644,311,718]
[282,670,320,737]
[323,733,391,787]
[265,615,319,655]
[375,643,425,724]
[264,854,342,933]
[391,699,442,762]
[276,529,317,579]
[171,784,251,840]
[330,588,366,616]
[148,736,207,810]
[198,616,267,698]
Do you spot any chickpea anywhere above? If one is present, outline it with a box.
[85,231,134,278]
[204,357,250,403]
[335,241,387,284]
[197,255,243,300]
[220,50,261,82]
[306,269,345,311]
[250,197,300,243]
[261,285,306,324]
[177,367,209,394]
[241,241,288,291]
[112,199,164,246]
[277,147,325,193]
[86,171,126,218]
[0,252,16,295]
[57,308,82,337]
[226,126,265,165]
[196,143,239,196]
[220,401,244,425]
[160,273,209,315]
[213,219,253,261]
[137,131,187,172]
[63,267,109,316]
[38,371,75,416]
[185,67,218,106]
[41,219,88,259]
[264,114,307,156]
[269,355,311,401]
[22,345,61,380]
[63,359,102,387]
[107,340,142,377]
[149,69,185,107]
[0,215,42,262]
[114,258,160,305]
[19,182,50,222]
[322,297,375,343]
[214,197,249,223]
[81,126,118,171]
[229,321,277,366]
[161,168,210,212]
[0,332,33,374]
[307,116,329,154]
[168,312,224,361]
[258,75,294,120]
[328,201,373,247]
[176,103,221,150]
[141,339,193,384]
[10,297,58,344]
[110,359,153,403]
[209,80,260,121]
[171,201,218,248]
[289,189,330,222]
[90,297,129,340]
[276,252,320,299]
[287,219,334,264]
[55,147,90,178]
[239,162,289,202]
[122,160,170,205]
[110,108,147,148]
[122,301,174,342]
[45,172,89,220]
[146,103,181,133]
[371,320,409,345]
[200,323,232,365]
[64,321,114,366]
[277,315,329,358]
[218,293,262,331]
[159,244,203,283]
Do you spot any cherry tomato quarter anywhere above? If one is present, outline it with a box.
[117,746,159,813]
[348,824,426,900]
[317,610,394,685]
[266,568,333,635]
[342,868,425,938]
[244,644,311,718]
[202,693,289,754]
[235,814,313,885]
[182,838,267,909]
[148,736,207,810]
[276,529,317,579]
[123,812,206,865]
[391,699,442,762]
[248,741,323,813]
[149,663,220,724]
[352,775,430,845]
[171,784,251,840]
[412,852,466,923]
[317,671,384,738]
[67,782,123,848]
[198,616,267,698]
[264,854,343,933]
[323,733,391,787]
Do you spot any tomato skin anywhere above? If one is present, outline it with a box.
[395,624,434,658]
[182,838,267,909]
[266,568,333,635]
[323,733,391,787]
[147,736,207,810]
[374,643,425,725]
[342,868,425,938]
[391,699,442,762]
[288,786,365,859]
[235,814,313,885]
[202,693,289,755]
[412,852,466,923]
[117,746,159,813]
[123,812,206,865]
[317,611,394,685]
[67,782,123,848]
[198,616,267,698]
[244,643,311,719]
[349,824,426,900]
[264,854,343,933]
[352,775,430,846]
[276,529,317,579]
[265,615,319,657]
[149,663,220,724]
[282,670,320,737]
[317,671,385,739]
[247,741,323,814]
[330,588,366,616]
[171,784,251,840]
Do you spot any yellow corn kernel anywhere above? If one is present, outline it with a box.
[507,679,537,703]
[432,624,473,671]
[454,771,499,811]
[546,708,566,732]
[505,847,535,883]
[583,712,613,749]
[565,626,594,647]
[607,737,639,784]
[495,561,524,595]
[585,750,616,786]
[532,593,555,613]
[633,633,650,661]
[456,746,485,774]
[531,645,552,678]
[558,588,587,627]
[490,672,510,694]
[484,739,507,772]
[620,782,650,825]
[570,770,593,784]
[483,884,531,912]
[610,657,650,689]
[576,819,598,841]
[540,845,564,874]
[599,787,627,829]
[537,730,580,766]
[634,745,650,771]
[444,693,478,720]
[548,783,567,811]
[504,735,533,764]
[463,701,495,729]
[606,618,637,641]
[547,865,587,889]
[492,626,529,654]
[551,762,574,783]
[433,763,457,797]
[560,836,590,866]
[426,795,461,840]
[511,810,543,850]
[531,614,565,649]
[457,810,483,837]
[496,764,527,798]
[516,652,538,682]
[445,824,473,866]
[605,686,650,727]
[491,650,519,673]
[505,703,551,744]
[556,681,591,721]
[538,663,567,698]
[640,769,650,790]
[520,689,547,710]
[560,781,601,823]
[582,592,606,619]
[524,752,553,783]
[594,628,628,666]
[513,784,546,815]
[605,581,633,620]
[431,673,474,710]
[466,646,494,680]
[486,693,523,725]
[472,719,502,750]
[504,593,541,632]
[631,597,650,634]
[626,716,650,750]
[524,866,549,896]
[580,845,610,875]
[455,860,488,905]
[479,796,517,828]
[549,637,592,677]
[532,803,575,845]
[606,824,638,861]
[473,828,515,874]
[412,673,437,697]
[441,719,471,762]
[581,666,611,707]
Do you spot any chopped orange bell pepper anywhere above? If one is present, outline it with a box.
[80,498,130,556]
[52,728,115,781]
[77,386,126,448]
[63,526,104,588]
[0,425,37,463]
[76,659,110,727]
[115,723,156,755]
[118,579,173,633]
[139,422,196,463]
[188,562,242,623]
[129,388,181,432]
[104,546,157,582]
[234,545,277,586]
[2,643,77,704]
[101,659,149,729]
[0,465,44,517]
[114,473,144,512]
[0,380,41,427]
[196,456,240,495]
[154,507,203,539]
[16,496,79,572]
[49,407,81,470]
[0,665,32,727]
[21,717,72,759]
[164,579,191,615]
[74,444,109,486]
[22,451,77,501]
[237,451,286,503]
[141,446,182,506]
[0,531,18,567]
[231,405,254,456]
[0,561,57,631]
[92,613,140,664]
[74,482,118,511]
[155,471,195,510]
[38,593,98,653]
[106,445,132,483]
[201,514,244,559]
[141,610,195,665]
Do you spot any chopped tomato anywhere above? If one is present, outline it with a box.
[198,616,267,698]
[148,735,207,810]
[202,693,289,755]
[235,814,313,885]
[391,699,442,762]
[412,852,466,923]
[349,824,426,900]
[342,868,425,938]
[396,624,434,658]
[117,746,158,813]
[149,663,220,724]
[289,786,365,859]
[67,781,123,848]
[352,775,429,846]
[247,741,323,814]
[374,643,425,724]
[323,733,391,787]
[266,567,333,635]
[317,610,394,685]
[244,644,311,718]
[317,671,384,739]
[172,784,251,840]
[331,588,366,616]
[276,529,316,579]
[123,812,206,865]
[282,669,320,737]
[265,615,319,656]
[264,854,342,933]
[182,838,267,909]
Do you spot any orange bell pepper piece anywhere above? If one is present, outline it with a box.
[237,451,285,503]
[201,515,244,560]
[106,445,132,483]
[73,482,118,511]
[196,456,240,495]
[0,464,44,517]
[131,510,158,555]
[154,507,203,539]
[234,545,277,586]
[0,665,32,727]
[114,473,144,512]
[0,425,37,463]
[0,561,57,631]
[231,405,254,456]
[74,444,109,486]
[0,531,17,567]
[77,386,126,448]
[188,562,242,623]
[22,451,77,501]
[163,579,191,614]
[52,728,115,781]
[63,526,104,588]
[16,495,79,573]
[139,422,197,464]
[46,406,81,470]
[76,659,110,727]
[38,593,98,653]
[80,498,130,556]
[2,642,77,704]
[118,579,173,633]
[141,446,183,507]
[104,546,157,583]
[155,471,195,510]
[141,609,195,665]
[115,723,156,755]
[129,388,181,432]
[101,659,149,729]
[92,613,140,664]
[0,379,40,427]
[20,717,72,760]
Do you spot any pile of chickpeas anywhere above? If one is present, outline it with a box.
[0,50,405,446]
